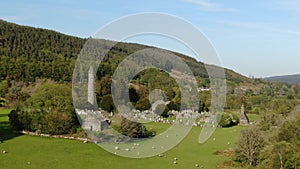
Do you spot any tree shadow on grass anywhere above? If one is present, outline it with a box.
[0,113,22,142]
[0,114,8,118]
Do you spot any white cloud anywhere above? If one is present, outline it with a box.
[183,0,237,12]
[216,20,262,29]
[216,20,300,36]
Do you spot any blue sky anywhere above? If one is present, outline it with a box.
[1,0,300,77]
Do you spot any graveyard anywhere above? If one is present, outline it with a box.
[0,109,252,169]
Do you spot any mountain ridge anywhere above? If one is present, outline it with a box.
[264,74,300,84]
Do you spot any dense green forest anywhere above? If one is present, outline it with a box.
[0,20,85,82]
[0,19,299,168]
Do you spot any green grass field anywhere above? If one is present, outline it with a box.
[247,114,260,123]
[0,109,245,169]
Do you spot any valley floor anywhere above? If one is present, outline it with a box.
[0,109,248,169]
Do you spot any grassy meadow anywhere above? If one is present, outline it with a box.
[0,109,249,169]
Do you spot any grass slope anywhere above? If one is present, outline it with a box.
[0,110,244,169]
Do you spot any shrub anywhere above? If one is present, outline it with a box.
[135,98,151,111]
[9,83,78,135]
[218,112,239,127]
[120,118,155,138]
[100,94,114,112]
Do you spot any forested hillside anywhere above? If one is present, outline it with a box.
[0,19,250,83]
[1,19,299,115]
[0,20,85,82]
[0,19,256,113]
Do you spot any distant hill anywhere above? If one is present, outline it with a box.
[264,74,300,84]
